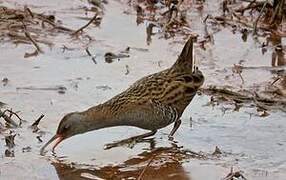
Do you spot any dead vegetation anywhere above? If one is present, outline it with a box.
[193,0,286,113]
[205,0,286,36]
[0,106,46,157]
[223,167,247,180]
[129,0,195,42]
[0,5,102,58]
[0,109,23,127]
[201,83,286,114]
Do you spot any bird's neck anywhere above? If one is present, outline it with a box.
[81,105,120,132]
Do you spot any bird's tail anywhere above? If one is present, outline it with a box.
[172,36,196,72]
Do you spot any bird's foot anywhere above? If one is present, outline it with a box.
[104,138,137,150]
[104,131,157,150]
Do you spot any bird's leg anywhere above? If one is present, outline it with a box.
[168,118,182,140]
[104,130,157,150]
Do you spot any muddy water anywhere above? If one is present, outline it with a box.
[0,0,286,179]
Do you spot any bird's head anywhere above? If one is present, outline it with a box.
[40,112,88,155]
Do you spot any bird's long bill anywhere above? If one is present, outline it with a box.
[40,134,63,155]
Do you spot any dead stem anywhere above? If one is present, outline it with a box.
[24,6,34,18]
[232,64,245,84]
[31,114,45,127]
[207,0,285,35]
[24,50,39,58]
[223,167,247,180]
[0,109,20,127]
[270,0,285,25]
[200,86,286,108]
[85,47,97,64]
[5,133,16,148]
[236,1,265,14]
[253,0,269,35]
[31,114,45,132]
[5,109,23,125]
[22,22,43,53]
[71,13,98,36]
[39,16,73,32]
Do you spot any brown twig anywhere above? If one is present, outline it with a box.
[24,50,39,58]
[24,6,34,18]
[8,31,53,47]
[40,17,73,32]
[235,0,265,14]
[24,31,43,53]
[71,14,98,36]
[22,21,44,53]
[232,64,245,84]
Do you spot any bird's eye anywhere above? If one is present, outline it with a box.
[62,125,70,132]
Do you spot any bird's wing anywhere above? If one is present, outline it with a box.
[111,99,178,130]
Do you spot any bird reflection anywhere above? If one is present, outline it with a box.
[51,144,194,180]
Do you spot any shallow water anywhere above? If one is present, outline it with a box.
[0,0,286,179]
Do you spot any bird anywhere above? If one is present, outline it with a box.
[40,36,204,155]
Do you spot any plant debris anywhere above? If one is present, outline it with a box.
[200,85,286,111]
[212,146,222,156]
[131,0,193,39]
[5,133,16,148]
[223,167,247,180]
[71,13,101,36]
[205,0,286,36]
[16,85,67,94]
[0,5,104,57]
[22,146,32,153]
[0,109,23,127]
[2,77,9,86]
[0,6,73,57]
[30,114,45,133]
[85,47,97,64]
[0,101,6,108]
[104,52,130,63]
